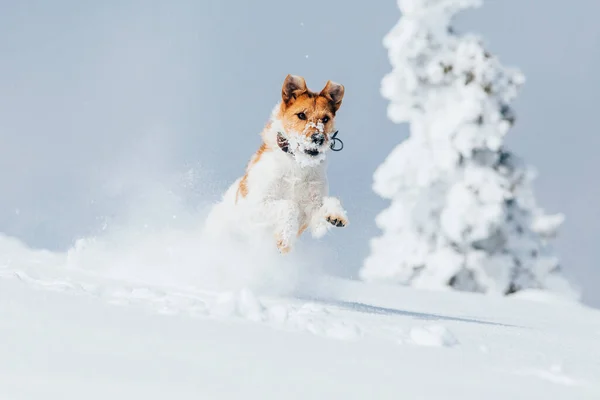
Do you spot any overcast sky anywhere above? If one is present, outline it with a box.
[1,0,599,306]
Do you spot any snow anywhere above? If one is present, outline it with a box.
[408,324,459,347]
[0,2,596,398]
[1,234,600,399]
[361,0,576,298]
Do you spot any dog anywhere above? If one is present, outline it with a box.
[205,74,349,255]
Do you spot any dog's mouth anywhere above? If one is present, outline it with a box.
[277,131,327,162]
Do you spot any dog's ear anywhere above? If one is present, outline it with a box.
[282,74,307,105]
[320,80,345,112]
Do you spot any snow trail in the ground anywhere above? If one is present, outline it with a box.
[1,238,600,399]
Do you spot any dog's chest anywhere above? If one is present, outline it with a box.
[252,152,325,203]
[278,165,319,200]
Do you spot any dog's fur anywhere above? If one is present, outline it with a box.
[209,75,348,254]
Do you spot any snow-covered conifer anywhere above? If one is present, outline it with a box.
[360,0,577,298]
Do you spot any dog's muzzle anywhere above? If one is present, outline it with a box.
[311,133,325,146]
[303,133,326,157]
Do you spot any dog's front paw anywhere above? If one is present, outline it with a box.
[309,197,348,238]
[326,215,348,227]
[322,197,348,228]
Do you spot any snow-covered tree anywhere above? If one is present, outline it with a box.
[360,0,578,298]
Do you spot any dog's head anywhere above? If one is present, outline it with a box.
[271,74,344,166]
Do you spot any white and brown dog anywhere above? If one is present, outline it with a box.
[205,74,348,254]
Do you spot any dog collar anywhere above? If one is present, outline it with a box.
[276,131,344,155]
[277,132,293,155]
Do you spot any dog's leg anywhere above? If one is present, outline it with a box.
[309,196,349,238]
[268,199,300,254]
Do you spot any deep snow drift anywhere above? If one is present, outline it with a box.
[1,232,599,400]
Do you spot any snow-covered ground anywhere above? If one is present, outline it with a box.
[1,234,599,399]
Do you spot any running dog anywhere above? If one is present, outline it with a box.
[207,74,348,254]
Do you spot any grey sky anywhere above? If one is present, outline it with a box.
[1,0,599,306]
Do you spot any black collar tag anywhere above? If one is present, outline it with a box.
[330,131,344,152]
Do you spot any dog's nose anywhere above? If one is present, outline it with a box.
[311,133,325,146]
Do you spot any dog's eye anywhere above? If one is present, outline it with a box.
[297,112,307,120]
[322,116,330,123]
